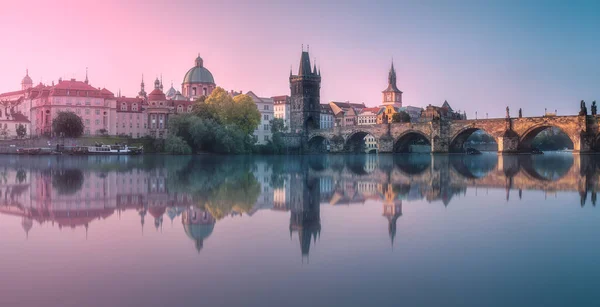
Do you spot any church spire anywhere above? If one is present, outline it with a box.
[85,67,89,84]
[138,74,147,98]
[388,61,396,87]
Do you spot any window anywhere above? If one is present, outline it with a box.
[95,119,100,125]
[264,124,269,130]
[264,114,269,121]
[187,105,193,112]
[85,101,91,106]
[203,88,207,96]
[192,87,197,96]
[132,103,138,111]
[264,105,269,110]
[121,103,127,111]
[264,135,269,141]
[177,105,183,113]
[85,109,90,115]
[95,109,100,115]
[85,119,90,125]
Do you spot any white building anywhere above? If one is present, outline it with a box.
[320,104,334,129]
[364,135,377,152]
[273,95,290,131]
[358,107,381,125]
[247,91,273,145]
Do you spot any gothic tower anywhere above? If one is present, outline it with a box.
[290,49,321,134]
[382,61,402,107]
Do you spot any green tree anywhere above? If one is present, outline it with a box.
[392,111,411,123]
[231,94,261,135]
[16,124,27,139]
[165,134,192,154]
[270,118,286,134]
[52,111,84,138]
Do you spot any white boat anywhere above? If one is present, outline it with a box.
[85,144,141,155]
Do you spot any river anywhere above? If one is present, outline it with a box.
[0,153,599,306]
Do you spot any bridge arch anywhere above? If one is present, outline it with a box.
[449,127,498,153]
[394,130,431,153]
[344,130,378,153]
[307,134,330,152]
[518,124,575,151]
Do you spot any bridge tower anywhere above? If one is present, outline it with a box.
[290,49,321,134]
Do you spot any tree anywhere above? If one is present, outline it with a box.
[231,94,261,135]
[270,118,286,134]
[52,111,84,138]
[392,111,411,123]
[165,134,192,154]
[16,124,27,139]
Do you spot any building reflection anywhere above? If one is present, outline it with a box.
[0,153,599,256]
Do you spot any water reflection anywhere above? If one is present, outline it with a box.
[0,153,598,256]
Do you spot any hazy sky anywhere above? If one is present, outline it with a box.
[1,0,598,117]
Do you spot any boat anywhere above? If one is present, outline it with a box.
[84,144,141,155]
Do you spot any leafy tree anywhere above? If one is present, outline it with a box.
[270,118,286,134]
[165,134,192,154]
[231,94,261,135]
[16,124,27,139]
[52,111,84,138]
[392,111,411,123]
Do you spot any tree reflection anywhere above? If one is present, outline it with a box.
[51,169,84,195]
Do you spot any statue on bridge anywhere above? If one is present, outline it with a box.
[518,108,522,118]
[580,100,588,116]
[506,106,510,118]
[592,101,597,116]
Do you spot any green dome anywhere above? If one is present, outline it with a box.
[182,56,215,84]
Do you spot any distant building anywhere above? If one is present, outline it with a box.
[398,106,423,122]
[358,107,381,125]
[421,100,466,121]
[273,95,290,131]
[320,104,334,129]
[364,135,377,152]
[247,91,274,145]
[329,101,365,127]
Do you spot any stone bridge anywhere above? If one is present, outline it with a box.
[306,115,600,153]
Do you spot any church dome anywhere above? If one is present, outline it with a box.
[182,55,215,84]
[182,208,215,253]
[22,69,32,85]
[165,85,177,99]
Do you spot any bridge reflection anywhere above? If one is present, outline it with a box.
[0,154,597,257]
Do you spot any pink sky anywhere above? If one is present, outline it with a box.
[1,0,598,117]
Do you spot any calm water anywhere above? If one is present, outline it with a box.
[1,153,600,307]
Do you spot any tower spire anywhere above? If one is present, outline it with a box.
[85,67,89,84]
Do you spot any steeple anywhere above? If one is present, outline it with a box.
[298,50,313,76]
[382,60,403,106]
[159,74,163,91]
[85,67,89,84]
[154,77,160,90]
[138,74,147,98]
[313,59,317,75]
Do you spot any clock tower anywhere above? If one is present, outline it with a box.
[382,61,402,107]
